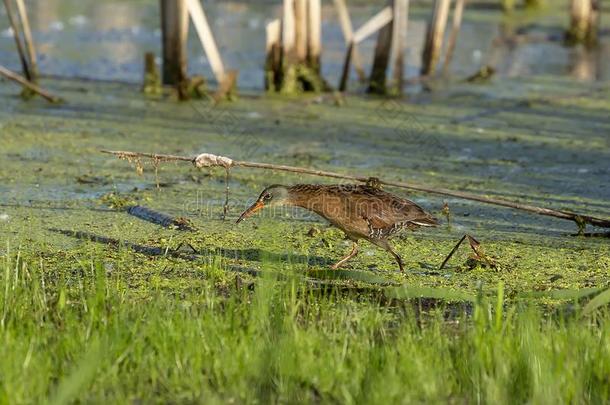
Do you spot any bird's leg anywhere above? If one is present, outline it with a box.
[331,241,359,270]
[387,246,405,272]
[376,240,405,272]
[365,177,382,189]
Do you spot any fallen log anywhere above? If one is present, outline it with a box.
[100,149,610,232]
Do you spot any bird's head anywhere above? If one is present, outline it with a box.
[236,185,291,223]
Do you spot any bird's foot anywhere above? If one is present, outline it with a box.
[365,177,382,189]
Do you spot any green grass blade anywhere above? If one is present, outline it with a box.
[582,288,610,316]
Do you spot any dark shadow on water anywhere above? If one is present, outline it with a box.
[49,228,333,270]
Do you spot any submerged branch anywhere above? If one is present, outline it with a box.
[100,149,610,231]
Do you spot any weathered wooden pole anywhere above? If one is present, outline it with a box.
[270,0,325,93]
[265,19,281,91]
[142,52,161,94]
[340,5,392,92]
[368,2,394,94]
[282,0,296,59]
[333,0,366,81]
[307,0,322,72]
[421,0,450,76]
[160,0,188,93]
[390,0,408,92]
[566,0,599,46]
[294,0,308,63]
[14,0,38,82]
[2,0,32,81]
[442,0,466,74]
[338,41,353,91]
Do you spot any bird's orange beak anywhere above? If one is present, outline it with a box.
[236,201,265,224]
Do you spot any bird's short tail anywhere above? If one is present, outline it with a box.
[411,215,439,227]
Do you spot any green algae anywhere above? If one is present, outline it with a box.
[0,73,609,304]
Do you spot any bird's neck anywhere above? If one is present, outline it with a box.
[287,185,327,216]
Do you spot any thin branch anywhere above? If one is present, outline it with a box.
[100,149,610,230]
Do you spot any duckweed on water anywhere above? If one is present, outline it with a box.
[0,74,609,401]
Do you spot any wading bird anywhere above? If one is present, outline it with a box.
[236,183,438,272]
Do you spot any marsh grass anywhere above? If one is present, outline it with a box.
[1,248,610,404]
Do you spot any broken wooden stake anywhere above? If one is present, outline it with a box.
[2,0,32,81]
[295,0,308,62]
[390,0,408,92]
[142,52,162,94]
[0,64,61,103]
[368,2,394,94]
[265,19,282,91]
[333,0,366,81]
[339,5,392,92]
[439,234,496,270]
[14,0,38,82]
[338,41,354,91]
[100,149,610,232]
[160,0,189,97]
[421,0,451,76]
[566,0,599,46]
[442,0,465,74]
[271,0,326,93]
[307,0,322,72]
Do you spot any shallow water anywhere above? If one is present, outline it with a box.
[1,0,609,89]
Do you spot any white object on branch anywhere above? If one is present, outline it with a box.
[194,153,234,169]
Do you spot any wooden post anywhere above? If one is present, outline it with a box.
[390,0,408,92]
[272,0,325,93]
[442,0,465,74]
[2,0,31,80]
[333,0,366,81]
[421,0,451,76]
[307,0,321,72]
[282,0,296,58]
[338,41,353,91]
[265,19,281,91]
[341,6,392,92]
[14,0,38,82]
[160,0,188,89]
[294,0,308,62]
[143,52,161,94]
[566,0,598,46]
[368,3,394,94]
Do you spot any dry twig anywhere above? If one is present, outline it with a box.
[100,149,610,231]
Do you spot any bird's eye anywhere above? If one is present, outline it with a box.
[263,194,272,201]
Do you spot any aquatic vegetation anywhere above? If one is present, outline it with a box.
[0,69,609,401]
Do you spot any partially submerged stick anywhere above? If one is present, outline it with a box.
[100,150,610,231]
[0,64,61,103]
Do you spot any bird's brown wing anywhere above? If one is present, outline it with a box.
[347,187,438,239]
